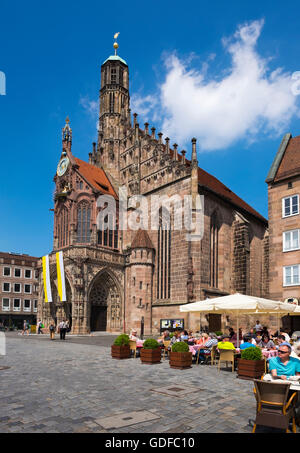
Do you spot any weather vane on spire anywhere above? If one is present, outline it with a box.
[113,32,120,55]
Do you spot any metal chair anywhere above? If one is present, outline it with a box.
[129,340,137,358]
[217,349,235,372]
[252,379,298,433]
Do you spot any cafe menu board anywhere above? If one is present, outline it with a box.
[160,319,184,331]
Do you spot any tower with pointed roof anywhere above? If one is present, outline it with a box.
[94,36,131,182]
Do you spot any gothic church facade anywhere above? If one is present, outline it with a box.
[38,46,269,335]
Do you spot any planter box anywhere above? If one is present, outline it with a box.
[140,348,161,364]
[169,351,192,369]
[111,344,130,360]
[237,358,265,380]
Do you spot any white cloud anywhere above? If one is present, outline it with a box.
[79,96,98,116]
[135,19,299,151]
[130,93,159,123]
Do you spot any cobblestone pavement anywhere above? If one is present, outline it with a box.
[0,334,298,433]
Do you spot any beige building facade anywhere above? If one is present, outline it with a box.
[0,252,39,329]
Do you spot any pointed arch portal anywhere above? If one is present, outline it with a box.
[89,271,121,332]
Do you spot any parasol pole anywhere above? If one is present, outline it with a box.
[237,311,240,348]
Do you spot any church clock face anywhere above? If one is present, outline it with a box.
[57,157,69,176]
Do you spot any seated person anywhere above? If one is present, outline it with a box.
[275,334,287,348]
[195,333,218,363]
[247,328,257,340]
[231,328,243,341]
[228,327,235,339]
[196,332,210,346]
[261,326,269,337]
[280,328,291,343]
[160,330,171,341]
[269,343,300,380]
[217,334,236,350]
[129,329,139,341]
[180,330,189,341]
[291,342,300,360]
[240,335,256,350]
[256,334,275,350]
[169,331,181,347]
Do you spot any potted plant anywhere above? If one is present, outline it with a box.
[169,341,192,369]
[237,347,265,380]
[140,339,161,364]
[111,334,130,359]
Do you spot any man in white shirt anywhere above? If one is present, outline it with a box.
[254,320,262,332]
[59,320,67,340]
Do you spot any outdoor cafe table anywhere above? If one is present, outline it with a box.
[232,348,278,358]
[263,375,300,392]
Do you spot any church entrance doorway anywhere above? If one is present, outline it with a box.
[91,306,107,331]
[89,271,122,332]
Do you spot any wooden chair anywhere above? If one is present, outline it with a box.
[195,346,217,365]
[129,340,137,358]
[162,340,171,360]
[205,344,218,366]
[252,379,298,433]
[217,349,235,372]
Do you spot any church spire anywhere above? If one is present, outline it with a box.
[96,35,131,182]
[62,116,72,143]
[62,116,72,153]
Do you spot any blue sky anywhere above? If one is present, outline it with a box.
[1,0,300,257]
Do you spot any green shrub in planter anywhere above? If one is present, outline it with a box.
[143,339,160,350]
[214,331,223,337]
[113,334,130,346]
[241,346,262,361]
[172,341,189,353]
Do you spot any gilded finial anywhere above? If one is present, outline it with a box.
[113,32,120,55]
[65,116,70,124]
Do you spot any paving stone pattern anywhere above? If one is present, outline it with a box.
[0,334,297,433]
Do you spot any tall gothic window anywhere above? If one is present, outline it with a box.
[157,208,171,299]
[76,203,91,243]
[109,92,114,113]
[210,212,219,288]
[97,214,118,249]
[57,208,69,248]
